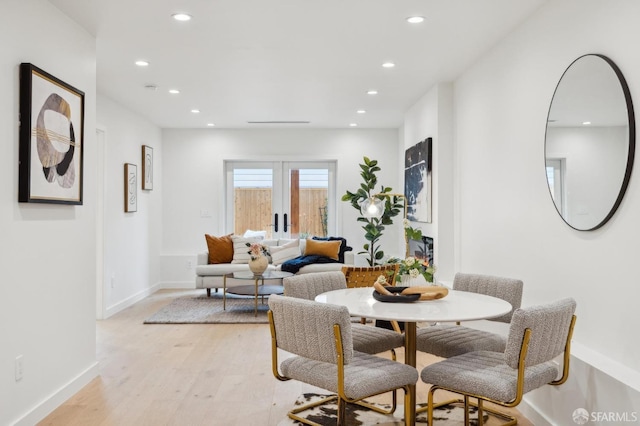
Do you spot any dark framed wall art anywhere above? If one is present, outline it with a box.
[18,63,85,204]
[124,163,137,212]
[404,137,433,223]
[142,145,153,190]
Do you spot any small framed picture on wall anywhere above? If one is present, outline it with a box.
[142,145,153,190]
[124,163,137,212]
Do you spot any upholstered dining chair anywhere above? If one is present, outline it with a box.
[283,271,405,413]
[421,297,577,426]
[416,273,523,358]
[268,294,419,426]
[341,264,402,332]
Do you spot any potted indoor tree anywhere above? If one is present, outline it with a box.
[342,157,403,266]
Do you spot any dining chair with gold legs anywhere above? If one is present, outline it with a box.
[282,271,405,414]
[268,294,418,426]
[415,272,524,417]
[420,297,577,426]
[416,273,523,358]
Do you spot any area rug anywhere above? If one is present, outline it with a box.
[143,294,269,324]
[277,393,487,426]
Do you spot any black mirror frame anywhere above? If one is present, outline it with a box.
[545,54,636,231]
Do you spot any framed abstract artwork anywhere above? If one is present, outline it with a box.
[141,145,153,190]
[404,137,433,223]
[18,63,85,204]
[124,163,137,212]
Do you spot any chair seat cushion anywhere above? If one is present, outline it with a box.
[416,324,507,358]
[351,324,405,354]
[421,351,559,402]
[281,351,418,400]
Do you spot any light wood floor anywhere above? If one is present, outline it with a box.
[39,289,533,426]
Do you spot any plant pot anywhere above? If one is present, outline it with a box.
[400,274,428,287]
[248,256,269,276]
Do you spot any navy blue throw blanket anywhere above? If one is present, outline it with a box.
[281,255,341,274]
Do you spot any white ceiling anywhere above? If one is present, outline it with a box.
[49,0,546,129]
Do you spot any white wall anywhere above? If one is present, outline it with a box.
[97,96,163,316]
[450,0,640,423]
[0,1,98,424]
[403,83,455,282]
[160,128,400,285]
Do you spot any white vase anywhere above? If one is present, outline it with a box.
[248,256,268,276]
[400,274,428,287]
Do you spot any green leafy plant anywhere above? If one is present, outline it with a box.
[342,157,403,265]
[403,218,423,241]
[386,256,435,283]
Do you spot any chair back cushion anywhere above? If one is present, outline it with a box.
[268,294,353,364]
[504,297,576,369]
[283,271,347,300]
[342,264,400,287]
[453,273,523,323]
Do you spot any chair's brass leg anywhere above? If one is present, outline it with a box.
[402,385,413,426]
[464,395,470,425]
[418,396,517,425]
[288,394,338,426]
[427,385,437,426]
[417,397,459,414]
[478,399,484,426]
[354,398,396,415]
[337,397,346,426]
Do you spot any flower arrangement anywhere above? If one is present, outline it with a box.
[387,256,435,283]
[246,242,270,261]
[375,275,389,285]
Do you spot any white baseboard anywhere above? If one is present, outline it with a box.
[13,362,99,426]
[161,281,196,289]
[519,397,553,426]
[104,283,162,318]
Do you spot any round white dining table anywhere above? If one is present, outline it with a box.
[315,287,513,426]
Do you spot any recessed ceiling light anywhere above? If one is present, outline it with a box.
[207,123,215,127]
[191,109,200,113]
[407,16,425,24]
[357,110,366,114]
[169,89,180,94]
[135,60,149,67]
[367,90,378,95]
[172,13,192,21]
[382,62,395,68]
[349,123,358,127]
[582,121,591,125]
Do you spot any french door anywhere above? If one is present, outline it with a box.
[225,161,336,239]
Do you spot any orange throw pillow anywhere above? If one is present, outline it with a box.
[205,234,233,264]
[304,239,341,261]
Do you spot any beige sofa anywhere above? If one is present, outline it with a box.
[195,238,361,296]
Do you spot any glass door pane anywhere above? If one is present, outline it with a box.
[226,162,281,239]
[284,162,335,239]
[233,168,273,237]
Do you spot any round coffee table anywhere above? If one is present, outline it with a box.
[223,270,293,316]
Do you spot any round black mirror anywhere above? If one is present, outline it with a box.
[545,54,635,230]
